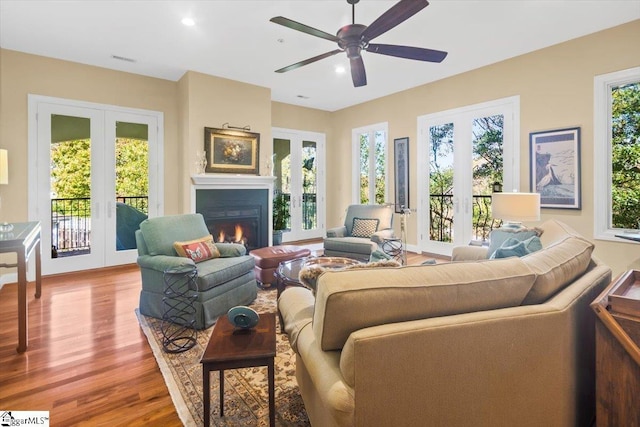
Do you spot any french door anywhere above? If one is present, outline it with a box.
[417,96,520,256]
[29,95,163,275]
[272,128,325,242]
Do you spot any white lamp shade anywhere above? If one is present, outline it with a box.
[0,149,7,185]
[491,192,540,222]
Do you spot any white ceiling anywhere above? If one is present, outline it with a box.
[1,0,639,112]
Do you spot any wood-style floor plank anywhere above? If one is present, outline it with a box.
[0,264,182,426]
[0,243,444,424]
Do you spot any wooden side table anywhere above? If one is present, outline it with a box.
[200,312,276,427]
[590,270,640,426]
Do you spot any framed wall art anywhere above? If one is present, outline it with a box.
[204,127,260,174]
[394,137,410,213]
[529,127,581,209]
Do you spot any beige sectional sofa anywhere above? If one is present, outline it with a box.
[278,219,612,427]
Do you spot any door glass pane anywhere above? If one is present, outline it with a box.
[274,138,291,230]
[359,133,370,204]
[301,140,317,230]
[374,131,386,204]
[472,114,504,240]
[50,114,92,258]
[115,121,149,251]
[429,123,454,243]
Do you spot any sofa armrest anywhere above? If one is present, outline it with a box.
[327,226,347,238]
[214,242,247,257]
[451,245,488,261]
[370,229,395,244]
[136,254,196,272]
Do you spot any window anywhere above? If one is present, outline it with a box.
[594,67,640,240]
[352,123,388,205]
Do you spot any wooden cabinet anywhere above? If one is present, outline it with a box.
[591,270,640,427]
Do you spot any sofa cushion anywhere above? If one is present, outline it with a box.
[313,257,536,351]
[173,235,221,262]
[195,255,256,292]
[323,237,378,255]
[351,217,379,238]
[490,235,542,259]
[487,227,543,259]
[521,235,594,304]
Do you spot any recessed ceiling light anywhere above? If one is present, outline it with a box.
[335,65,346,74]
[181,17,195,26]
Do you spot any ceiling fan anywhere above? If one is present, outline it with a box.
[270,0,447,88]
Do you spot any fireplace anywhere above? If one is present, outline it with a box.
[196,190,266,250]
[192,175,275,249]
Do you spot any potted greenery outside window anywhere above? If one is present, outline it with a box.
[272,192,289,246]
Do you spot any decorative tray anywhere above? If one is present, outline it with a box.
[608,270,640,317]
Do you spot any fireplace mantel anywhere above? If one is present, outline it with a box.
[191,174,275,189]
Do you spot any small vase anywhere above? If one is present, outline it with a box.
[195,151,207,174]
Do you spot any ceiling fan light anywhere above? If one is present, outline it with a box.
[335,65,346,74]
[181,17,195,27]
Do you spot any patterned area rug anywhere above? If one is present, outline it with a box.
[136,289,310,426]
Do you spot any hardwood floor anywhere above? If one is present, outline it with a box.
[0,244,444,425]
[0,264,182,426]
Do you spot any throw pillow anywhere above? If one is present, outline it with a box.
[173,235,221,263]
[490,235,542,259]
[487,227,543,259]
[351,217,379,238]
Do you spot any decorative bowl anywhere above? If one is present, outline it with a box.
[227,306,260,329]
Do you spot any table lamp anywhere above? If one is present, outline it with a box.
[0,149,13,232]
[491,192,540,229]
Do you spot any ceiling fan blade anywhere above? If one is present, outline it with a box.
[367,43,447,62]
[350,56,367,87]
[270,16,339,42]
[275,49,342,73]
[361,0,429,42]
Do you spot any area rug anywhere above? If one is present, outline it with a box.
[136,289,310,426]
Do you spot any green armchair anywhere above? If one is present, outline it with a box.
[323,204,395,261]
[136,213,257,329]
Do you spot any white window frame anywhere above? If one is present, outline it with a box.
[351,122,389,205]
[593,66,640,241]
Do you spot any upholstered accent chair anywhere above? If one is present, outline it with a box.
[135,213,257,329]
[323,204,395,261]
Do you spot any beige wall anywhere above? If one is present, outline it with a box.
[177,71,272,211]
[1,19,639,276]
[0,48,180,218]
[326,19,640,275]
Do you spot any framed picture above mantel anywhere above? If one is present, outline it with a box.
[204,127,260,174]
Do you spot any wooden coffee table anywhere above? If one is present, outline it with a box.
[200,312,276,427]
